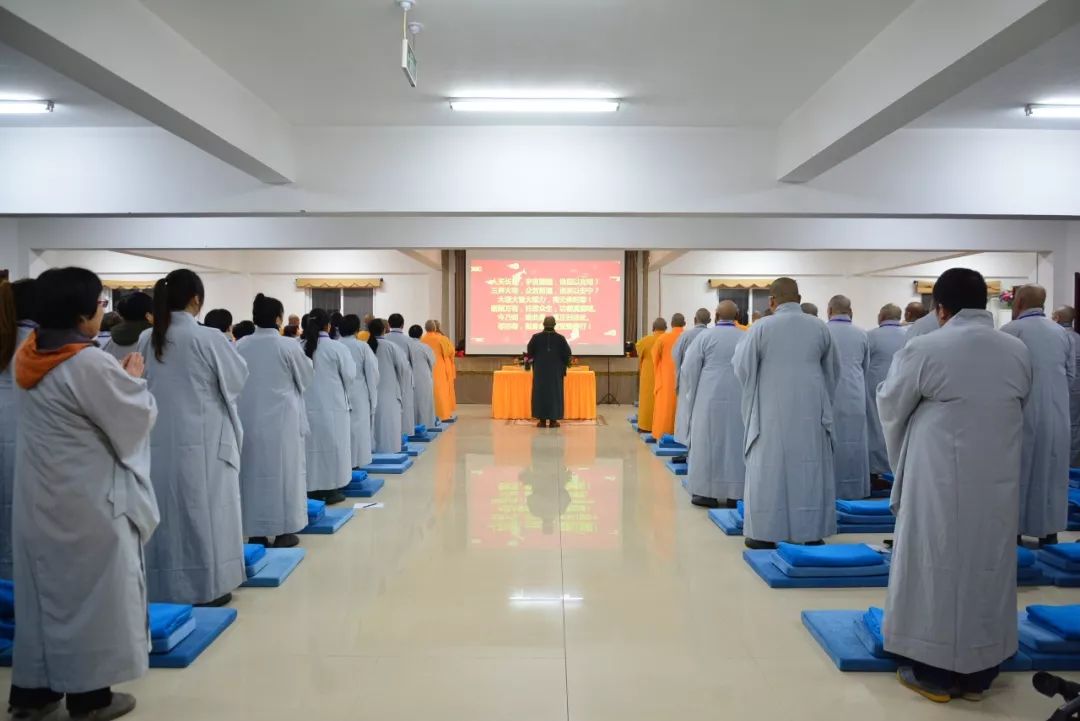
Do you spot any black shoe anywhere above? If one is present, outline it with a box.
[8,701,60,721]
[248,536,270,547]
[325,489,347,505]
[744,538,776,550]
[307,490,329,501]
[537,420,548,428]
[672,455,687,464]
[1040,533,1059,547]
[883,538,894,549]
[724,499,739,509]
[272,533,300,548]
[804,540,825,546]
[691,495,721,509]
[550,421,561,428]
[195,592,232,608]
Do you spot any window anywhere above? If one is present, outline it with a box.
[716,288,770,325]
[310,287,374,318]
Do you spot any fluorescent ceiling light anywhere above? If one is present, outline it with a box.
[1025,103,1080,119]
[450,98,619,113]
[0,99,54,115]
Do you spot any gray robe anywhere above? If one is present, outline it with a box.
[1002,310,1075,537]
[1062,326,1080,467]
[865,321,906,475]
[411,338,436,429]
[13,348,159,692]
[903,311,940,344]
[384,330,416,432]
[373,338,409,453]
[878,309,1031,673]
[303,334,356,491]
[734,302,840,542]
[672,323,708,443]
[139,312,249,605]
[236,328,314,537]
[827,316,871,499]
[340,337,379,468]
[680,322,746,501]
[0,325,33,580]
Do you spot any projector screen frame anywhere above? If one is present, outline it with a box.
[463,249,626,357]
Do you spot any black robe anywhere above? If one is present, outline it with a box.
[527,329,572,420]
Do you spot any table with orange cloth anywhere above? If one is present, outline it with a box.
[491,366,597,420]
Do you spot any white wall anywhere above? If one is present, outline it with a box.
[30,249,441,324]
[3,125,1080,216]
[653,250,1041,330]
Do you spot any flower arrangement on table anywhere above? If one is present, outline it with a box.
[568,356,579,369]
[519,353,534,371]
[999,288,1014,309]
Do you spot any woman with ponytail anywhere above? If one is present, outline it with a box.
[337,315,379,470]
[368,318,410,454]
[137,269,250,607]
[301,308,356,504]
[0,279,35,581]
[235,294,313,547]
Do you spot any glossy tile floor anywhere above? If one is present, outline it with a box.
[4,404,1079,720]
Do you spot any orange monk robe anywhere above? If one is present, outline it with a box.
[651,327,684,440]
[634,331,665,431]
[422,332,456,420]
[438,333,457,411]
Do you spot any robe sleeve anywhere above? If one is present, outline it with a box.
[1066,332,1077,386]
[733,327,760,453]
[527,334,537,359]
[635,337,647,367]
[68,351,160,541]
[206,331,250,452]
[339,343,358,408]
[560,335,572,368]
[679,334,706,447]
[362,343,380,415]
[821,327,841,402]
[289,342,314,398]
[876,344,927,513]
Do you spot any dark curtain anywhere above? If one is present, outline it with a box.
[624,251,639,345]
[454,250,466,348]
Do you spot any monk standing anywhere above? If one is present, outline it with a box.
[434,320,457,412]
[422,320,456,421]
[651,313,685,440]
[635,318,667,432]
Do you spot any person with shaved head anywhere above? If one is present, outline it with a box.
[903,302,928,325]
[1002,284,1075,545]
[672,308,713,446]
[734,277,840,548]
[1052,306,1080,465]
[826,294,871,499]
[680,300,746,508]
[651,313,685,440]
[904,298,940,343]
[866,303,906,478]
[801,302,819,317]
[634,317,667,432]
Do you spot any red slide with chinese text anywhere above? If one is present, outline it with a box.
[466,256,624,355]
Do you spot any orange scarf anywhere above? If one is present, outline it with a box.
[15,331,93,390]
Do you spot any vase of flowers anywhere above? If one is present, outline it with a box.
[999,288,1014,309]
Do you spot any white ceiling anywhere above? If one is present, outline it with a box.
[140,0,913,127]
[915,24,1080,130]
[0,42,147,127]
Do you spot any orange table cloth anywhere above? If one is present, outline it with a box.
[491,367,597,420]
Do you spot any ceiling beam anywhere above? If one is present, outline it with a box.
[776,0,1080,183]
[0,1,295,184]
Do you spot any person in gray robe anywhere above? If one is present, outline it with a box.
[1002,285,1075,544]
[1052,305,1080,467]
[826,295,871,500]
[236,294,314,547]
[672,308,711,446]
[139,269,249,607]
[408,324,437,429]
[101,292,153,362]
[680,300,746,508]
[878,268,1031,702]
[865,304,906,476]
[733,277,840,548]
[10,267,157,720]
[904,300,940,343]
[300,309,356,504]
[385,314,416,434]
[339,314,379,468]
[0,279,35,582]
[369,319,409,453]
